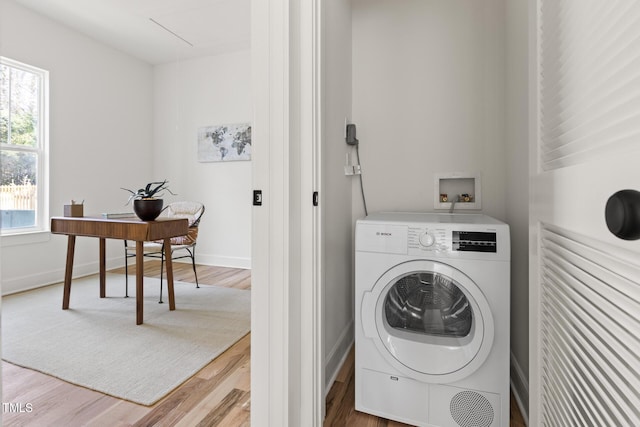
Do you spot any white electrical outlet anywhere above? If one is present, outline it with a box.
[344,152,354,175]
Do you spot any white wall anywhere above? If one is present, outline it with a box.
[152,51,252,269]
[351,0,507,221]
[0,0,154,294]
[0,2,252,294]
[322,0,354,391]
[351,0,530,415]
[505,0,530,416]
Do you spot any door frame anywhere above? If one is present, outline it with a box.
[299,0,325,422]
[250,0,288,424]
[528,0,541,424]
[251,0,323,425]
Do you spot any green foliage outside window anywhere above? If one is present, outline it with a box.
[0,63,39,186]
[1,58,45,231]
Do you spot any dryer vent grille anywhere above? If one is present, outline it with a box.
[449,390,494,427]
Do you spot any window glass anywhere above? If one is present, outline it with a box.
[0,65,9,144]
[384,272,472,338]
[8,65,39,147]
[0,58,47,234]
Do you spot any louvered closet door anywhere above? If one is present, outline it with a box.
[530,1,640,426]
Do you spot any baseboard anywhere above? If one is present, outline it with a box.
[510,351,530,426]
[3,246,250,295]
[1,256,125,296]
[324,319,354,394]
[124,253,251,270]
[3,252,251,296]
[195,254,251,270]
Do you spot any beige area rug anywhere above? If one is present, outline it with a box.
[1,273,251,406]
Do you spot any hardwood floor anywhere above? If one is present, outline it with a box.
[324,346,527,427]
[3,262,526,426]
[2,262,251,427]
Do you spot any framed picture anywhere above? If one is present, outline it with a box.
[197,123,252,162]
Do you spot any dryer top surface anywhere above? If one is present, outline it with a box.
[359,211,506,227]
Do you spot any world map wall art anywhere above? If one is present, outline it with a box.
[197,123,252,162]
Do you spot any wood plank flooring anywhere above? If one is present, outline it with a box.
[3,262,526,426]
[324,346,527,427]
[2,262,251,427]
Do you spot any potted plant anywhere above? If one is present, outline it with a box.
[122,180,176,221]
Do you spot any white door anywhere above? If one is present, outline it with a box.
[529,1,640,425]
[251,0,323,425]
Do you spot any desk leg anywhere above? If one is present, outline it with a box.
[164,238,176,311]
[99,238,106,298]
[62,235,75,310]
[136,241,144,325]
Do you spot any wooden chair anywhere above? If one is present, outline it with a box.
[124,201,205,303]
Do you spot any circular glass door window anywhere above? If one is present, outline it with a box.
[384,271,472,339]
[364,260,493,381]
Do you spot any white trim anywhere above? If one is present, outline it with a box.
[124,252,251,270]
[251,0,290,424]
[0,230,51,247]
[191,254,251,270]
[1,256,124,296]
[299,0,324,424]
[510,351,530,426]
[251,0,323,424]
[324,321,354,394]
[4,253,251,295]
[527,0,541,425]
[0,56,49,236]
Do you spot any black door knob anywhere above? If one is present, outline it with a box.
[605,190,640,240]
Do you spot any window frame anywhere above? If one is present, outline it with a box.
[0,56,49,238]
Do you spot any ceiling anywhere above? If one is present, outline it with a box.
[13,0,251,65]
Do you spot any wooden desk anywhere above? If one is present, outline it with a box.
[51,216,189,325]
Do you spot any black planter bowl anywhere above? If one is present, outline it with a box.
[133,199,164,221]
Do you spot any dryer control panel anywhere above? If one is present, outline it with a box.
[452,231,497,253]
[408,228,498,255]
[408,227,449,252]
[356,212,510,261]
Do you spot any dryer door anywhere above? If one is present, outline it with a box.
[361,260,494,383]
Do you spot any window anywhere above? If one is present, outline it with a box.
[0,57,48,235]
[385,272,472,338]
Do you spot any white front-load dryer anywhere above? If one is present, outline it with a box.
[355,212,510,427]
